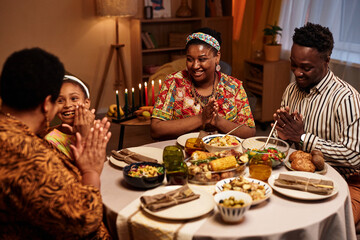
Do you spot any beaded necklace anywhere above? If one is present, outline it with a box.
[191,73,217,108]
[0,111,16,120]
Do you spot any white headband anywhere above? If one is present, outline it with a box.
[63,75,90,98]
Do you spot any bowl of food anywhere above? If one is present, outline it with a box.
[123,162,165,189]
[214,190,252,223]
[241,137,289,168]
[202,134,242,153]
[185,149,248,185]
[184,137,205,156]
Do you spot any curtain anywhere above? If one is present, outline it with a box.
[278,0,360,89]
[232,0,283,79]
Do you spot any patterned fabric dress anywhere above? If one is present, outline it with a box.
[0,117,111,239]
[45,128,75,160]
[152,70,255,128]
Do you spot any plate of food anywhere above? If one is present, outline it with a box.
[186,150,248,185]
[284,159,328,175]
[285,150,327,174]
[268,172,338,200]
[177,132,200,147]
[140,185,215,220]
[109,147,163,168]
[215,176,272,205]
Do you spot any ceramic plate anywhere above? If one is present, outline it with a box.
[176,132,200,147]
[284,159,328,175]
[268,172,338,200]
[140,185,215,220]
[215,177,272,205]
[109,147,163,168]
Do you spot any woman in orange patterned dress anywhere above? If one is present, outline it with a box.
[151,28,255,140]
[0,48,112,239]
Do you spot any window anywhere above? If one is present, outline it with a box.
[279,0,360,65]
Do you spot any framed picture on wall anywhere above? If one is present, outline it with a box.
[151,0,171,18]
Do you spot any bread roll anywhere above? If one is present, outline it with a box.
[311,154,325,171]
[291,158,316,172]
[289,150,312,162]
[311,149,324,157]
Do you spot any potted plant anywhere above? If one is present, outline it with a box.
[263,23,282,61]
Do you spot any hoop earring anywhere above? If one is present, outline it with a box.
[216,64,221,72]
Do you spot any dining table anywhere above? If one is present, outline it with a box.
[100,139,356,240]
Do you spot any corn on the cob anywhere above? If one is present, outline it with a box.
[191,151,214,160]
[210,156,237,171]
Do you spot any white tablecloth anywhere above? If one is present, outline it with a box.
[101,140,356,240]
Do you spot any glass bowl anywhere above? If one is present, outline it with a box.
[202,134,242,153]
[123,162,165,189]
[185,152,246,185]
[241,136,289,168]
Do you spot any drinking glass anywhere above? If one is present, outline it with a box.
[249,152,272,181]
[163,145,188,185]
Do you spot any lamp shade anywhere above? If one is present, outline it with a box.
[96,0,137,17]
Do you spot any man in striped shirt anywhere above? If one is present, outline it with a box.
[274,22,360,224]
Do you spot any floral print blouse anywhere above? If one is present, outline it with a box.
[152,70,255,128]
[0,117,111,239]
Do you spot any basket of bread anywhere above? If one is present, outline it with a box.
[286,150,326,174]
[185,149,248,185]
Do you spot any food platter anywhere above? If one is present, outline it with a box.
[109,147,163,168]
[176,132,200,147]
[284,159,328,175]
[215,177,272,206]
[268,172,338,200]
[140,185,215,220]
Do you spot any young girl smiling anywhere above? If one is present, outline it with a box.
[45,75,95,159]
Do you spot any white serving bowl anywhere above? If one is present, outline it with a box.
[214,190,252,223]
[202,134,242,153]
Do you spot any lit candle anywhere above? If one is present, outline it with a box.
[131,87,135,112]
[139,83,142,107]
[115,90,120,120]
[159,79,162,91]
[151,80,155,105]
[144,82,148,106]
[124,88,128,117]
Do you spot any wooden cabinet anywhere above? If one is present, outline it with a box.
[243,59,291,123]
[130,0,233,85]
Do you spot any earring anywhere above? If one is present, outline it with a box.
[216,64,221,72]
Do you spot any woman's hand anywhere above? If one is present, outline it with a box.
[62,104,95,138]
[202,98,218,127]
[71,117,111,188]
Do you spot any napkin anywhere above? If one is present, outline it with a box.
[111,149,158,164]
[140,185,200,211]
[274,173,334,195]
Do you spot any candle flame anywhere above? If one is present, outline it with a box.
[132,87,134,92]
[139,83,142,89]
[144,82,147,87]
[116,90,118,94]
[159,79,161,84]
[125,88,128,93]
[152,80,154,85]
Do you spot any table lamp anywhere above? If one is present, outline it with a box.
[94,0,137,110]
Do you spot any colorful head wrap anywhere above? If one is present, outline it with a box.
[186,32,220,51]
[63,75,90,98]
